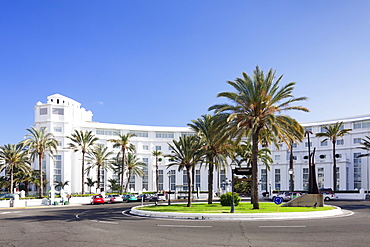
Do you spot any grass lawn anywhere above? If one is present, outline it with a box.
[139,203,335,213]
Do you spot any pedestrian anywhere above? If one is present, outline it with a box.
[67,194,71,204]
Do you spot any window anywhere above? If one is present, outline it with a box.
[354,153,362,189]
[183,170,188,191]
[336,167,340,191]
[181,132,194,137]
[129,174,135,191]
[168,145,173,151]
[303,168,309,191]
[156,132,175,138]
[274,155,280,161]
[317,168,324,189]
[54,127,62,133]
[40,108,47,115]
[155,146,161,151]
[304,127,312,132]
[336,139,344,145]
[353,120,370,129]
[142,158,149,190]
[170,170,176,190]
[143,145,149,150]
[57,141,62,147]
[274,169,281,190]
[292,143,298,148]
[96,129,120,136]
[196,170,201,189]
[52,108,64,115]
[54,155,62,183]
[261,169,267,191]
[130,131,148,138]
[158,170,163,191]
[305,142,312,147]
[293,156,297,160]
[321,140,328,146]
[354,138,362,144]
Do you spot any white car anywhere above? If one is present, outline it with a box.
[105,194,124,203]
[322,192,336,201]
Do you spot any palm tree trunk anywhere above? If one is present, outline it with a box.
[82,151,85,194]
[39,153,43,198]
[10,168,14,194]
[207,155,214,204]
[97,167,101,193]
[125,171,131,193]
[251,131,260,209]
[332,141,337,191]
[156,158,159,193]
[120,147,125,195]
[187,166,192,207]
[191,166,195,196]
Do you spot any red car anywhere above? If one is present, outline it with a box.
[90,195,105,205]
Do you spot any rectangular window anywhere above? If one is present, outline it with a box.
[336,139,344,145]
[303,168,309,191]
[321,140,328,146]
[317,168,324,189]
[261,169,267,191]
[354,138,362,144]
[274,155,280,161]
[220,169,226,189]
[143,145,149,150]
[155,146,161,151]
[40,108,48,115]
[57,141,62,147]
[96,129,120,136]
[183,170,188,191]
[52,108,64,115]
[293,156,297,160]
[142,158,149,190]
[363,121,370,128]
[292,143,298,148]
[54,127,62,133]
[196,170,201,189]
[304,127,312,132]
[158,170,163,191]
[155,132,175,138]
[130,131,148,138]
[54,155,62,183]
[305,142,312,147]
[354,153,362,189]
[170,170,176,191]
[99,168,105,189]
[181,132,194,137]
[168,145,173,151]
[274,169,281,191]
[129,174,135,191]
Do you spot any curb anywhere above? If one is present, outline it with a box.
[130,204,344,221]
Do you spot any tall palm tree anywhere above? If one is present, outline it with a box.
[0,143,32,193]
[85,177,97,194]
[152,150,162,193]
[316,121,352,191]
[67,130,99,194]
[86,145,113,193]
[188,114,230,204]
[125,152,146,192]
[209,66,308,209]
[23,127,58,198]
[166,135,204,207]
[109,133,136,194]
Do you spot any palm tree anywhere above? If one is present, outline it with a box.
[209,66,308,209]
[86,145,114,193]
[152,150,162,193]
[54,180,69,191]
[0,143,32,193]
[166,135,204,207]
[85,177,97,194]
[108,178,120,193]
[23,127,58,198]
[125,152,146,192]
[316,121,352,191]
[67,130,99,194]
[188,114,231,204]
[109,133,136,194]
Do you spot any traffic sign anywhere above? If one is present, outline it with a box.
[273,196,283,205]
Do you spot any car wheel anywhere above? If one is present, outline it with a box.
[324,197,330,201]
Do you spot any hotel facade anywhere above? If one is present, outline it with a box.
[32,94,370,195]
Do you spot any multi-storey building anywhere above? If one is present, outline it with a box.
[33,94,370,194]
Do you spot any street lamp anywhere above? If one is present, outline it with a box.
[167,171,171,206]
[288,168,294,192]
[230,161,237,213]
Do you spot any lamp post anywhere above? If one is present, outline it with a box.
[230,161,236,213]
[167,171,171,206]
[288,168,294,192]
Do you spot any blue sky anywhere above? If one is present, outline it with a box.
[1,1,370,144]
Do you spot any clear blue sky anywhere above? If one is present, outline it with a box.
[1,1,370,144]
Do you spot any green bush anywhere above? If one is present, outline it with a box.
[220,192,241,206]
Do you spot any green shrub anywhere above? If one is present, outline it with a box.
[220,192,240,206]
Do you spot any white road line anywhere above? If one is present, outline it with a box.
[89,220,118,225]
[259,226,306,228]
[158,225,212,228]
[1,212,10,214]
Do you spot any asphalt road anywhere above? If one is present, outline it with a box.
[0,200,369,247]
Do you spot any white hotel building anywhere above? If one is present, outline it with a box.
[33,94,370,194]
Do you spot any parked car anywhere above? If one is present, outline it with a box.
[288,192,303,200]
[137,194,150,202]
[277,192,291,201]
[322,192,337,201]
[90,195,105,205]
[105,194,124,203]
[0,193,14,199]
[123,194,139,202]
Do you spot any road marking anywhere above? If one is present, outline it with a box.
[1,212,10,214]
[158,225,212,228]
[89,220,118,225]
[259,226,306,228]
